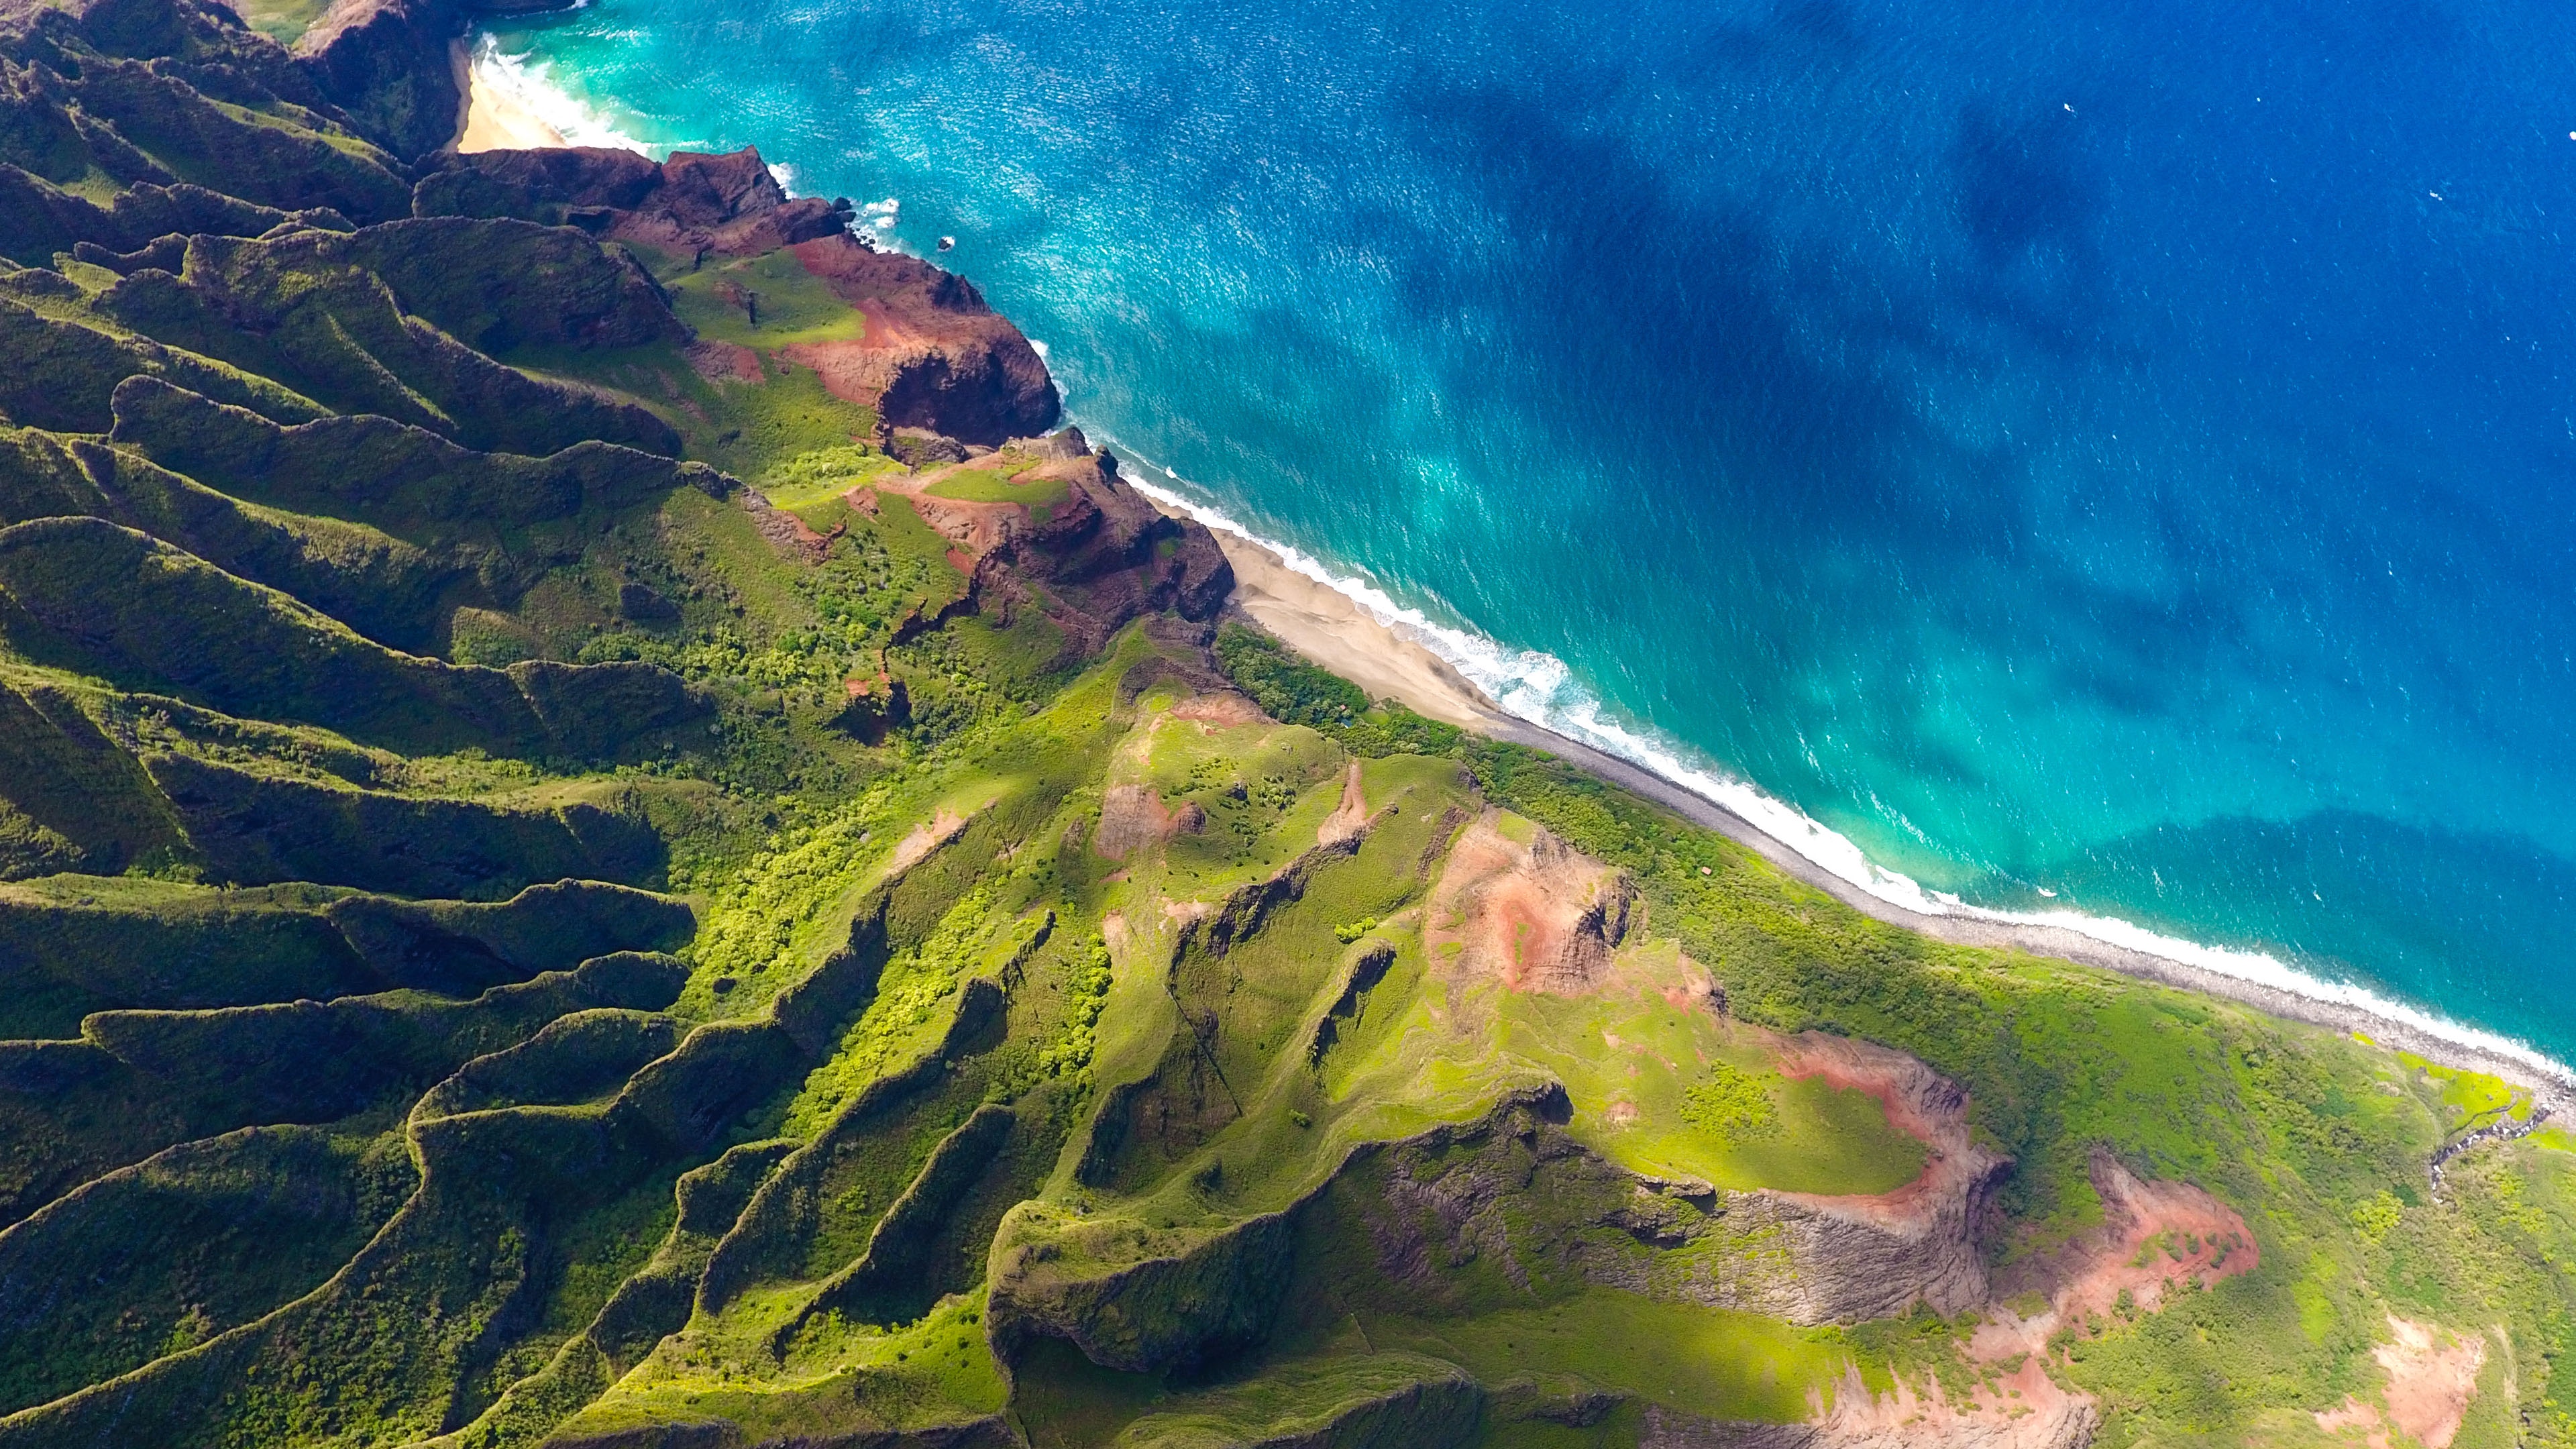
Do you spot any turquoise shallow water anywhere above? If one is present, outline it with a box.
[479,0,2576,1063]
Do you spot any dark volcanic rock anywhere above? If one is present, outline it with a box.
[903,441,1232,653]
[416,142,845,256]
[783,230,1061,444]
[420,145,1061,443]
[410,144,664,223]
[342,215,684,352]
[297,0,574,162]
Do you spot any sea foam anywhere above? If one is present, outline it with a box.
[470,36,659,154]
[455,17,2574,1091]
[1116,445,2575,1087]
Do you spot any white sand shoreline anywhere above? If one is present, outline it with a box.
[441,36,2571,1113]
[450,39,569,153]
[1145,487,2575,1112]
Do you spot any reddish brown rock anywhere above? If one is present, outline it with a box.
[414,143,845,254]
[780,231,1058,445]
[410,144,664,222]
[416,145,1058,443]
[875,435,1230,655]
[1427,812,1636,994]
[301,0,573,162]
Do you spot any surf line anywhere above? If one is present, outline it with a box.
[1109,439,2576,1090]
[467,33,659,156]
[431,42,2576,1091]
[466,35,825,207]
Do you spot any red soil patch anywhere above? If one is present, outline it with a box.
[1425,812,1633,994]
[1170,692,1262,727]
[2314,1316,2487,1449]
[684,339,763,382]
[1317,760,1369,846]
[877,462,1061,561]
[1804,1356,2098,1449]
[779,335,902,405]
[742,494,833,561]
[788,234,993,349]
[1973,1149,2259,1365]
[775,233,1056,443]
[1093,785,1178,861]
[887,808,971,875]
[1758,1028,2008,1236]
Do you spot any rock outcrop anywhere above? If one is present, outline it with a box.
[417,144,851,256]
[989,1203,1303,1375]
[782,231,1059,444]
[1427,812,1636,993]
[1678,1030,2010,1324]
[1343,1065,2003,1329]
[885,432,1232,651]
[299,0,572,162]
[1115,1353,1487,1449]
[1642,1387,2101,1449]
[417,145,1064,443]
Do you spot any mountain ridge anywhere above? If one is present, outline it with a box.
[0,1,2567,1446]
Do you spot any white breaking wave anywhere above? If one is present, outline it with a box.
[1114,444,2575,1085]
[469,36,657,154]
[444,38,2573,1087]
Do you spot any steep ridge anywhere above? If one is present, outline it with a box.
[0,2,2568,1447]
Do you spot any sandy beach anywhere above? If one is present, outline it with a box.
[451,40,568,153]
[1176,502,2575,1110]
[439,50,2567,1110]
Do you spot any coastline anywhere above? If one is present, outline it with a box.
[1134,479,2576,1112]
[451,38,568,152]
[452,43,2574,1112]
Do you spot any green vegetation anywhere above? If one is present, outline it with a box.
[1373,1292,1849,1426]
[925,455,1074,517]
[0,4,2571,1445]
[229,0,330,42]
[1680,1061,1782,1144]
[509,339,879,486]
[1216,623,1463,757]
[759,443,906,508]
[659,249,869,348]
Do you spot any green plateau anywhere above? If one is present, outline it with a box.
[0,1,2569,1446]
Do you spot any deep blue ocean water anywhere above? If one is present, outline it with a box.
[480,0,2576,1063]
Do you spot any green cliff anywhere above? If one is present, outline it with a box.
[0,2,2569,1446]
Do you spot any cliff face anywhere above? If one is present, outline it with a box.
[421,145,1065,444]
[886,429,1231,653]
[780,231,1061,445]
[297,0,566,162]
[0,3,2568,1448]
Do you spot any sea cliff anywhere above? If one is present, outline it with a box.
[0,2,2569,1446]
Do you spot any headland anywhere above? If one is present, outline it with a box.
[0,2,2565,1445]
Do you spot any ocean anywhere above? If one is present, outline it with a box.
[472,0,2576,1070]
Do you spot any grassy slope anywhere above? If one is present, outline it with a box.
[0,17,2569,1448]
